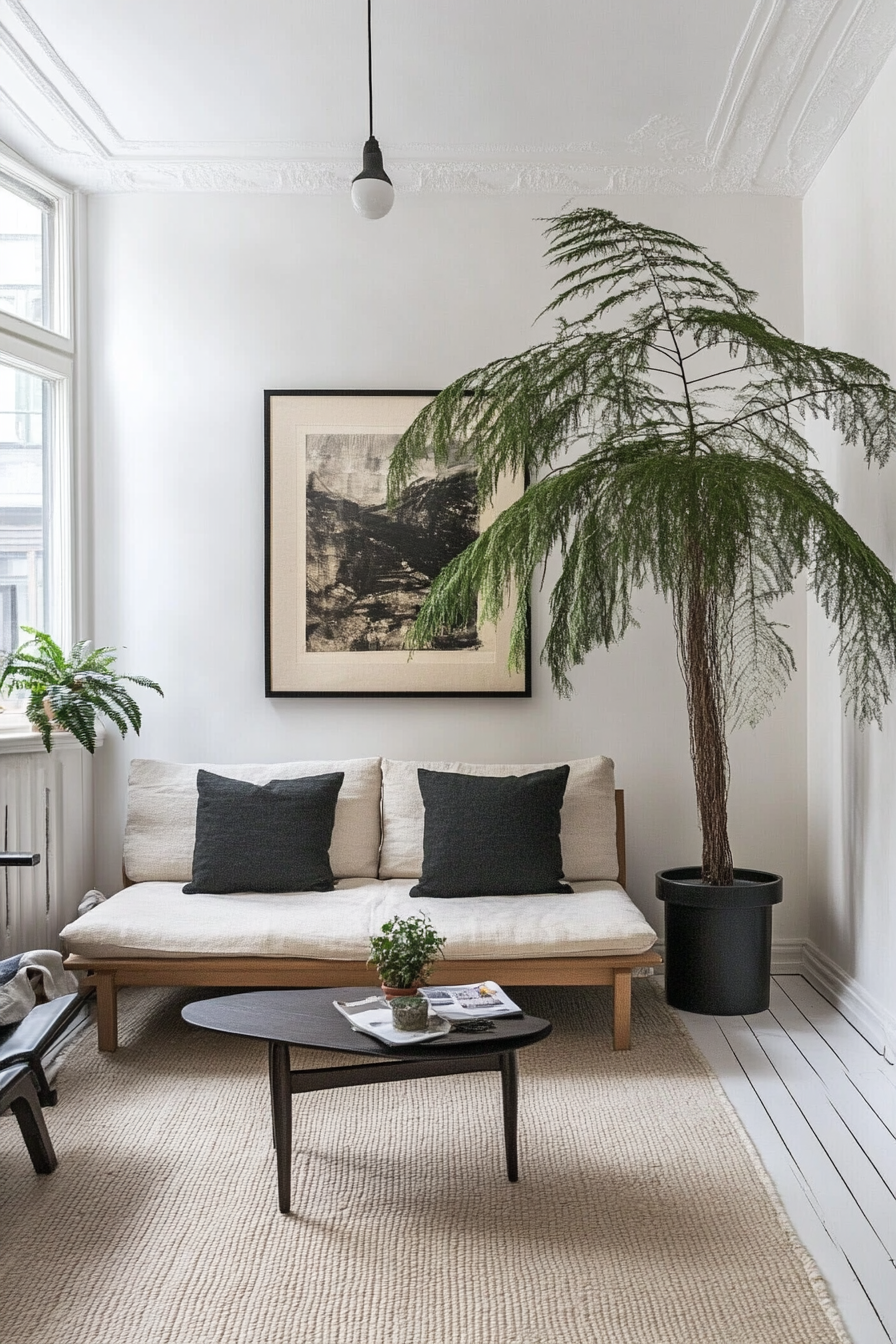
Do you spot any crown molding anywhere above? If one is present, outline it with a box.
[706,0,781,164]
[0,0,892,196]
[783,0,896,191]
[710,0,896,193]
[4,0,120,142]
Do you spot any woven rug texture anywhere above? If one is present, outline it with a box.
[0,982,848,1344]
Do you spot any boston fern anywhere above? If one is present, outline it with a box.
[0,627,163,753]
[388,208,896,886]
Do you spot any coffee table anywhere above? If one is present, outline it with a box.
[182,987,552,1213]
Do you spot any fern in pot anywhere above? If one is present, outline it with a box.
[388,207,896,1016]
[0,627,163,752]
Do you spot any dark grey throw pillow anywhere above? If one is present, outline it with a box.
[183,769,344,895]
[410,766,573,899]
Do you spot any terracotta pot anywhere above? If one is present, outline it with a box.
[30,696,63,732]
[380,981,422,1001]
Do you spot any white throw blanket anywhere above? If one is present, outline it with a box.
[0,949,78,1026]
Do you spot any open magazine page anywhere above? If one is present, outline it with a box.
[333,996,451,1047]
[420,981,523,1020]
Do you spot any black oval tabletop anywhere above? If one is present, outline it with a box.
[182,987,552,1060]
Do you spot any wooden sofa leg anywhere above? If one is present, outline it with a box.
[613,970,632,1051]
[95,973,119,1052]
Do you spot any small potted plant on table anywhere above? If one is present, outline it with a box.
[368,914,446,1031]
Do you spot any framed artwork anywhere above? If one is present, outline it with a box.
[265,391,530,696]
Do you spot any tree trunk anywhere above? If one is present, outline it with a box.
[681,587,734,885]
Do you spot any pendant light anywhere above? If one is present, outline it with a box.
[351,0,394,219]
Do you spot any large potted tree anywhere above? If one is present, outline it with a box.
[388,208,896,1016]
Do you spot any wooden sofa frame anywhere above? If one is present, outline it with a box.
[66,790,661,1052]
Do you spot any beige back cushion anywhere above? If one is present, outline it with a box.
[124,758,383,883]
[379,756,618,882]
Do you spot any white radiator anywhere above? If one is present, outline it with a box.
[0,730,94,958]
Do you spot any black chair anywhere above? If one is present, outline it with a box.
[0,1062,57,1173]
[0,992,88,1105]
[0,851,92,1168]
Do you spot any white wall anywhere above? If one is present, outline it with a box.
[87,190,807,941]
[804,47,896,1035]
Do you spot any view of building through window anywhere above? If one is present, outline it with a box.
[0,362,47,651]
[0,156,69,667]
[0,180,49,329]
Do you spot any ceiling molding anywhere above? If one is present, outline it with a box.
[712,0,896,192]
[4,0,121,144]
[711,0,831,187]
[0,12,107,157]
[705,0,780,164]
[0,78,57,152]
[782,0,896,191]
[0,0,891,196]
[0,152,717,198]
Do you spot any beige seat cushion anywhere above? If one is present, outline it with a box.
[61,879,657,961]
[123,758,383,882]
[380,756,618,882]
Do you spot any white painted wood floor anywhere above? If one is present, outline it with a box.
[677,976,896,1344]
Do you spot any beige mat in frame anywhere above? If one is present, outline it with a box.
[0,983,850,1344]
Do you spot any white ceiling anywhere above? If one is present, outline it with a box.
[0,0,893,194]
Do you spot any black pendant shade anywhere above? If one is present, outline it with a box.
[351,0,394,218]
[354,136,393,188]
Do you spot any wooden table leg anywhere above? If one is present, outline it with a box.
[268,1040,293,1213]
[499,1051,519,1183]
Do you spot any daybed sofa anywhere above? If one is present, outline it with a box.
[61,756,660,1052]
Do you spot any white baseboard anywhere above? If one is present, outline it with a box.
[651,938,805,978]
[801,941,896,1062]
[771,939,805,976]
[649,938,895,1059]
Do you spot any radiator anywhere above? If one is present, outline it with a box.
[0,734,94,958]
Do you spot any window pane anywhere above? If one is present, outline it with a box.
[0,181,51,329]
[0,363,48,649]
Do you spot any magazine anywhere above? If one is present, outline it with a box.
[420,981,523,1021]
[333,996,452,1048]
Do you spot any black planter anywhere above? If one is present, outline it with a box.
[656,867,783,1016]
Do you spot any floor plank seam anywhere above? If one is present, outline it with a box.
[678,977,896,1344]
[658,986,857,1344]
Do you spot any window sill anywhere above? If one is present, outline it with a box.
[0,714,105,754]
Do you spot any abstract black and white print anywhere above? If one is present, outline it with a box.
[305,433,480,652]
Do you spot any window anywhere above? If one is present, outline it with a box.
[0,180,50,328]
[0,162,70,340]
[0,365,51,647]
[0,152,74,663]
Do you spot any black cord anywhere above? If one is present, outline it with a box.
[367,0,374,139]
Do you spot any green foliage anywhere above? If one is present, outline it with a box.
[387,207,896,879]
[388,208,896,728]
[0,627,163,753]
[367,914,446,989]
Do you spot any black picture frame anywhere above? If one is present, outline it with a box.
[265,390,531,697]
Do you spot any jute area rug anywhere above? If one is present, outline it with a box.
[0,983,849,1344]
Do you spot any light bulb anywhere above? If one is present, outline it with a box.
[351,176,395,219]
[351,136,394,219]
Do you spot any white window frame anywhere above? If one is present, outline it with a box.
[0,149,77,660]
[0,148,73,347]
